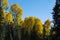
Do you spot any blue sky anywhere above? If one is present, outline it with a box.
[8,0,56,23]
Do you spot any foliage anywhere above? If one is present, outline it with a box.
[2,0,8,9]
[0,0,56,40]
[43,19,51,36]
[22,16,35,33]
[6,12,13,23]
[34,18,43,35]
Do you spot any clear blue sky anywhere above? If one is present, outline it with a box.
[8,0,56,23]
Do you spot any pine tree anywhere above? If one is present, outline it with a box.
[52,0,60,40]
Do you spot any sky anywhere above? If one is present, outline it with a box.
[8,0,56,23]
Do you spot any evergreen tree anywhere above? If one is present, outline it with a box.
[52,0,60,40]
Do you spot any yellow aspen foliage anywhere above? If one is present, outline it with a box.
[22,16,35,33]
[44,19,51,36]
[2,0,8,9]
[23,17,43,34]
[34,18,43,35]
[45,27,51,36]
[23,17,29,29]
[2,12,7,18]
[53,31,56,35]
[18,20,24,27]
[6,12,13,23]
[28,16,35,27]
[11,4,23,24]
[44,19,51,27]
[1,9,6,20]
[0,9,5,23]
[11,4,23,14]
[16,13,23,22]
[22,22,26,29]
[26,16,35,33]
[1,9,5,17]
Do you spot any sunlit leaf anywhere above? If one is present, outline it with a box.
[6,12,13,23]
[2,0,8,9]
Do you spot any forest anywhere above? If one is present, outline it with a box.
[0,0,59,40]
